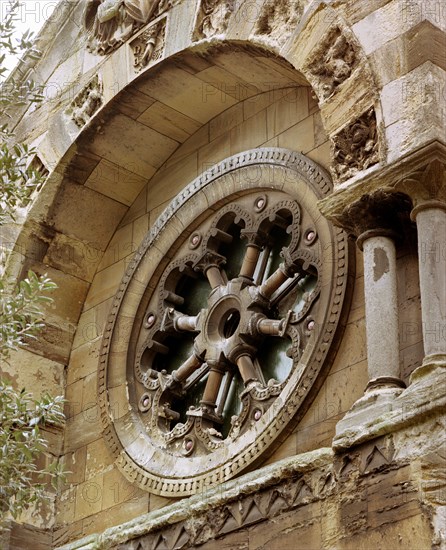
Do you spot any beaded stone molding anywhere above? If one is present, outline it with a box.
[98,148,351,497]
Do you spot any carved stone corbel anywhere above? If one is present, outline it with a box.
[254,0,303,46]
[130,17,166,71]
[193,0,234,40]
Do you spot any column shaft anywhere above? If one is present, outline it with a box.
[413,205,446,359]
[362,235,400,382]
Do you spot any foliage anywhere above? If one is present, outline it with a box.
[0,0,65,525]
[0,267,64,525]
[0,381,65,520]
[0,1,43,119]
[1,1,45,222]
[0,142,45,224]
[0,271,57,361]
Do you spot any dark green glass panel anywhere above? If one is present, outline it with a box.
[275,273,318,317]
[265,227,291,279]
[180,277,210,315]
[218,224,245,280]
[257,337,292,383]
[153,336,194,375]
[293,274,318,316]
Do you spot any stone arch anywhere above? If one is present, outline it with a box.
[10,0,383,196]
[9,8,384,365]
[10,41,325,363]
[7,0,385,372]
[5,0,378,483]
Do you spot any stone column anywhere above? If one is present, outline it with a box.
[331,191,410,444]
[318,155,446,451]
[358,230,405,392]
[348,191,409,396]
[410,200,446,372]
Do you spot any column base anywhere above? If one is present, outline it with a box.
[365,376,406,392]
[409,354,446,385]
[333,381,405,450]
[333,364,446,452]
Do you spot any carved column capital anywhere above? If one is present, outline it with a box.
[396,159,446,210]
[193,250,226,273]
[337,189,412,249]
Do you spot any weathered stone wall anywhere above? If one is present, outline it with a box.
[1,0,444,547]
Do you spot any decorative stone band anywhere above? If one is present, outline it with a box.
[55,435,444,549]
[56,448,334,550]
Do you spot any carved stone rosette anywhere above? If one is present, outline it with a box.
[67,75,103,128]
[98,148,351,496]
[332,107,380,180]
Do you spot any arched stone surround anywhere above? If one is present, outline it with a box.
[7,0,385,365]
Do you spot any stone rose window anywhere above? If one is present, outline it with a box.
[99,149,350,496]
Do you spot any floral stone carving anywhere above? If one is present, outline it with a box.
[98,148,351,496]
[332,108,380,180]
[255,0,303,46]
[84,0,162,55]
[67,75,103,128]
[307,27,358,102]
[194,0,234,39]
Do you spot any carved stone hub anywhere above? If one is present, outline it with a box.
[99,149,351,496]
[67,75,103,128]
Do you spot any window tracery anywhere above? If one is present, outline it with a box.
[99,149,351,496]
